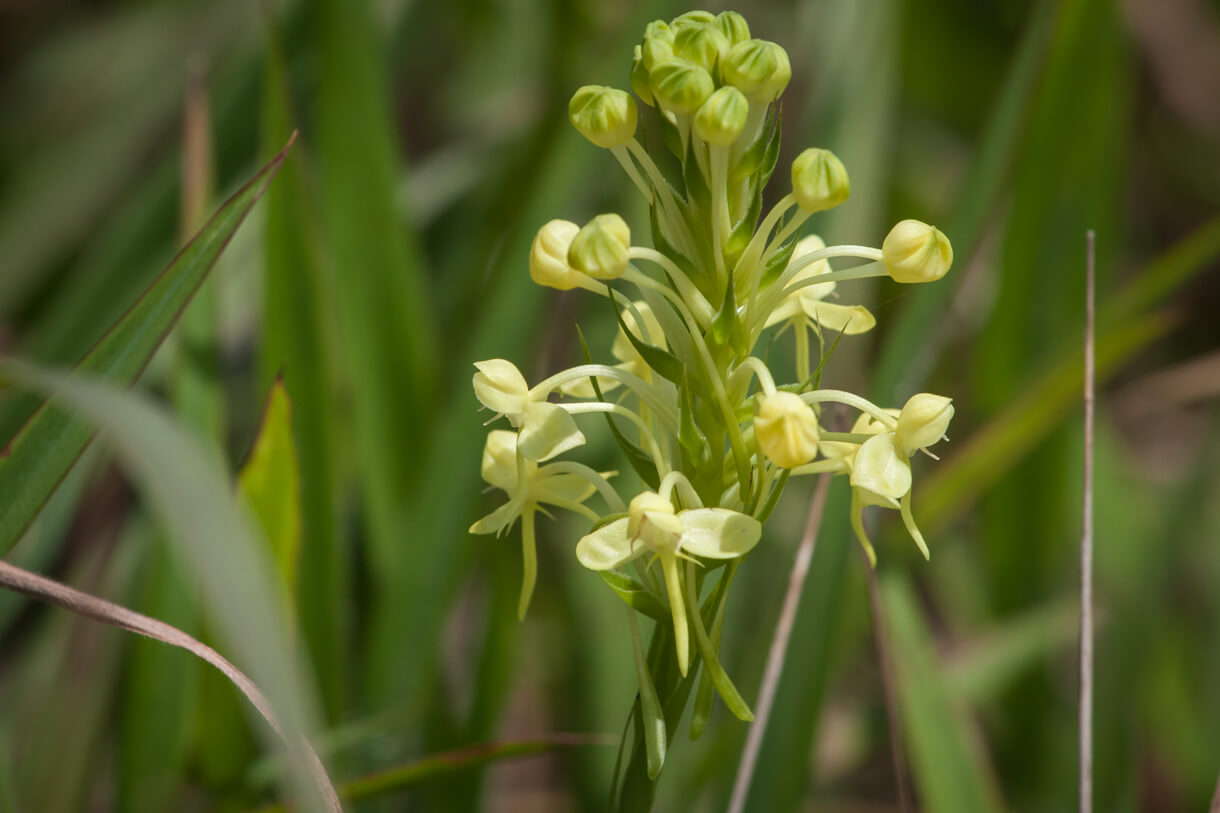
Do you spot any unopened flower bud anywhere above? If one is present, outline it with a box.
[791,147,850,213]
[895,393,954,456]
[760,44,791,101]
[882,219,953,283]
[694,86,748,146]
[649,59,715,114]
[641,20,674,71]
[673,23,729,74]
[754,391,821,469]
[722,39,780,97]
[627,491,683,554]
[631,46,654,106]
[529,219,582,290]
[714,11,750,45]
[568,85,637,149]
[671,10,716,30]
[568,213,631,280]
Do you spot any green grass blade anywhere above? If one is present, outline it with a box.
[880,573,1004,813]
[259,27,345,718]
[0,360,336,813]
[0,140,294,556]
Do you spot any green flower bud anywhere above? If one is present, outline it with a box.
[672,22,730,74]
[568,213,631,280]
[882,219,953,283]
[754,391,821,469]
[568,85,637,149]
[714,11,750,45]
[760,43,791,101]
[631,45,654,106]
[641,20,674,71]
[791,147,851,213]
[694,85,749,146]
[895,393,954,457]
[649,59,715,114]
[529,219,582,290]
[722,38,780,97]
[670,10,716,30]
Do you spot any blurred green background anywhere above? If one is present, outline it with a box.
[1,0,1218,810]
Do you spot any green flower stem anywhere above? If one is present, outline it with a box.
[627,249,714,323]
[736,356,777,396]
[709,145,730,278]
[661,554,690,677]
[762,207,811,263]
[790,458,848,476]
[536,461,626,512]
[518,507,538,619]
[610,145,654,205]
[626,138,697,259]
[817,431,879,444]
[623,267,713,330]
[794,319,811,383]
[534,364,678,428]
[626,607,668,780]
[800,389,897,427]
[540,495,602,523]
[562,402,671,474]
[733,192,796,289]
[684,559,753,720]
[754,468,791,523]
[750,247,884,326]
[658,470,703,509]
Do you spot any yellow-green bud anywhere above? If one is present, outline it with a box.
[568,213,631,280]
[529,219,582,290]
[649,59,715,114]
[641,20,674,71]
[760,44,791,101]
[627,491,683,554]
[882,219,953,283]
[714,11,750,45]
[791,147,851,213]
[673,23,729,74]
[568,85,637,149]
[754,391,821,469]
[722,39,780,97]
[895,393,954,456]
[671,10,716,30]
[694,86,749,146]
[472,359,529,418]
[631,45,654,106]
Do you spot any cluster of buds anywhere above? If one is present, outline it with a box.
[470,9,954,770]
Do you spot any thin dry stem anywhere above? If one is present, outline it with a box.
[0,557,341,813]
[1080,230,1096,813]
[727,473,832,813]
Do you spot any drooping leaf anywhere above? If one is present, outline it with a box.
[0,138,294,556]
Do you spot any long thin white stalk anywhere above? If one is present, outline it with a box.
[727,474,832,813]
[1080,229,1096,813]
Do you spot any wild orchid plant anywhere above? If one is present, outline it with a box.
[469,9,954,799]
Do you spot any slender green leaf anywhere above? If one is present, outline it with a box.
[880,573,1004,813]
[0,360,336,813]
[0,139,294,556]
[599,570,669,624]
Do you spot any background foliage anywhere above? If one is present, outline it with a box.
[1,0,1218,810]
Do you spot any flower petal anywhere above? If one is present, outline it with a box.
[472,359,529,418]
[480,430,522,491]
[517,401,586,461]
[576,518,644,570]
[850,433,911,505]
[809,301,875,335]
[678,508,762,559]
